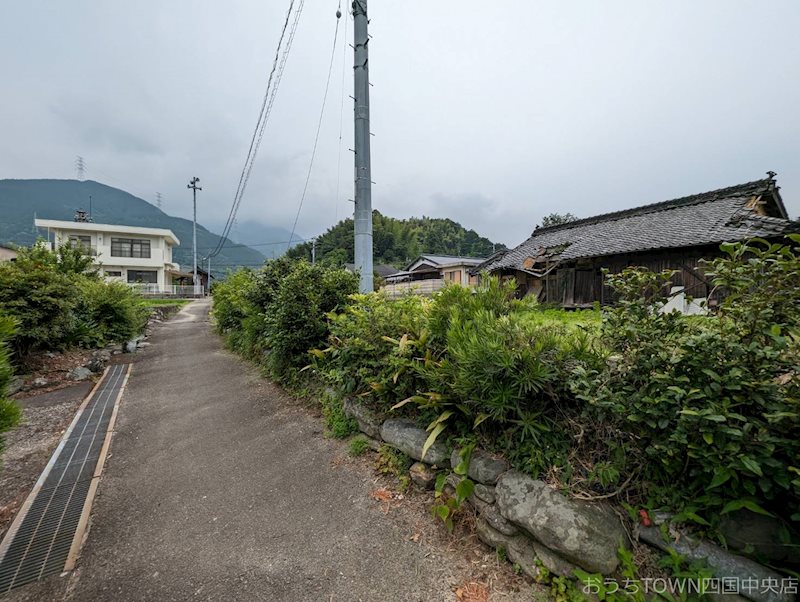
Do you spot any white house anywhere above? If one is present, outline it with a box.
[34,218,181,290]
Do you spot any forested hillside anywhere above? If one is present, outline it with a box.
[287,211,504,267]
[0,179,272,275]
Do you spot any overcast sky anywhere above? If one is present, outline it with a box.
[2,1,798,247]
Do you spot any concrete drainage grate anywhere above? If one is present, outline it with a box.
[0,363,129,594]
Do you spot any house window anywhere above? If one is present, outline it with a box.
[445,270,462,283]
[68,235,92,249]
[127,270,157,284]
[105,270,122,277]
[111,238,151,258]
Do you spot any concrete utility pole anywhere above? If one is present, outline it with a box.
[353,0,373,293]
[311,237,317,264]
[207,255,212,295]
[187,177,202,288]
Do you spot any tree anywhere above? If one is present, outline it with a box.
[539,213,578,228]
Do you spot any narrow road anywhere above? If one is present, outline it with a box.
[9,300,477,601]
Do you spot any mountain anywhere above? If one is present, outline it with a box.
[209,218,304,260]
[0,179,270,276]
[286,211,505,267]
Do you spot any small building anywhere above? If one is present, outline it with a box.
[477,175,796,308]
[0,245,18,262]
[344,263,398,281]
[34,217,183,292]
[382,254,486,297]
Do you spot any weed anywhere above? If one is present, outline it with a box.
[348,435,370,457]
[321,393,358,439]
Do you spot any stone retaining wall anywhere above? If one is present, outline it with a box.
[345,402,796,602]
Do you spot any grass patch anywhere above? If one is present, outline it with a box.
[348,435,370,457]
[321,393,358,438]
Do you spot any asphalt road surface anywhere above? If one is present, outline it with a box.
[6,299,487,602]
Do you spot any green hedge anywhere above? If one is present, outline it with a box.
[213,237,800,535]
[212,260,358,382]
[0,244,148,358]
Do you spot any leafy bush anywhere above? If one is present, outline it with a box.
[211,268,257,335]
[311,293,430,405]
[74,279,149,347]
[387,277,601,470]
[212,260,358,382]
[0,313,21,454]
[572,235,800,526]
[0,248,82,356]
[0,244,147,357]
[265,262,358,379]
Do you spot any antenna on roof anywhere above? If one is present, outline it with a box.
[73,208,92,223]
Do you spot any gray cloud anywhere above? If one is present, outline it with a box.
[1,0,798,248]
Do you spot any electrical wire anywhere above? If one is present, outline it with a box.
[334,4,349,223]
[210,0,305,259]
[287,6,342,247]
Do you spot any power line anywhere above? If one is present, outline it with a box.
[288,6,342,246]
[334,3,349,223]
[210,0,305,259]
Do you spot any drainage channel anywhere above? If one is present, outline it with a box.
[0,363,131,594]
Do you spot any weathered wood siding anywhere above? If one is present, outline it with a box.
[502,244,726,307]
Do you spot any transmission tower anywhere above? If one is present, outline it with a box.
[75,156,86,181]
[156,192,163,209]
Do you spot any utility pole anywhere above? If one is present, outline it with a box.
[207,255,212,294]
[187,177,202,288]
[311,237,317,264]
[353,0,373,293]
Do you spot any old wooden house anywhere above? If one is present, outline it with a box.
[478,175,796,307]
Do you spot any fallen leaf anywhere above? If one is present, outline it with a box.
[453,582,489,602]
[368,488,393,503]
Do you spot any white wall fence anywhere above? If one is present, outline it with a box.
[128,284,206,298]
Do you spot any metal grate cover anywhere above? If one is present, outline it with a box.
[0,363,129,594]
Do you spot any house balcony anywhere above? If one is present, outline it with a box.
[380,278,447,299]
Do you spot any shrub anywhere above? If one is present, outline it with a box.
[265,262,358,379]
[0,244,147,357]
[74,279,149,347]
[0,248,81,356]
[211,268,257,335]
[390,277,602,470]
[312,293,429,405]
[0,313,21,455]
[572,235,800,526]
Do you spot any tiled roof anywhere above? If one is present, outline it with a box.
[416,255,486,267]
[482,177,794,273]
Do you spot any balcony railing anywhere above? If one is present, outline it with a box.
[381,279,447,299]
[127,284,206,298]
